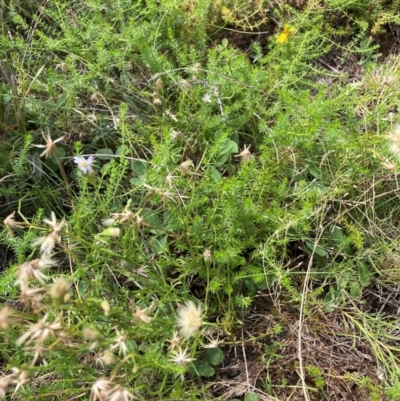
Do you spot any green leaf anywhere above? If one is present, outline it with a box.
[208,166,221,181]
[358,261,372,287]
[330,226,345,245]
[244,393,259,401]
[131,160,148,176]
[189,360,215,377]
[150,235,168,255]
[48,147,66,166]
[244,278,257,295]
[323,284,341,312]
[350,281,362,297]
[305,241,326,258]
[221,38,229,48]
[339,272,351,289]
[205,348,224,366]
[216,140,239,166]
[255,278,269,291]
[56,93,68,107]
[31,152,43,179]
[142,209,163,228]
[308,181,328,194]
[96,148,114,160]
[115,146,127,157]
[86,174,97,186]
[77,281,89,297]
[130,177,144,186]
[220,139,238,155]
[330,226,351,254]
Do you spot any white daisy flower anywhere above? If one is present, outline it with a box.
[73,155,95,174]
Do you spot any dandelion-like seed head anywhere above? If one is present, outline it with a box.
[155,77,163,90]
[17,256,56,288]
[132,306,152,324]
[165,173,177,188]
[10,368,29,395]
[169,347,195,366]
[33,212,66,256]
[382,160,397,172]
[203,249,212,263]
[101,350,115,366]
[90,377,113,401]
[0,307,18,330]
[110,329,128,356]
[32,232,58,256]
[234,145,253,164]
[107,385,136,401]
[33,131,65,159]
[179,159,194,174]
[170,129,182,141]
[176,300,203,338]
[43,212,66,235]
[3,211,24,236]
[0,374,12,398]
[16,314,62,347]
[98,227,121,239]
[203,328,224,349]
[166,330,182,351]
[20,286,46,308]
[152,96,162,106]
[49,277,70,304]
[388,125,400,159]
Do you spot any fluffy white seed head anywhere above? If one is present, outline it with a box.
[176,300,203,338]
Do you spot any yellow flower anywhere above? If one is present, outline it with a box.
[277,24,293,44]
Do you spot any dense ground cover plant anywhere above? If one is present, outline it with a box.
[2,0,400,400]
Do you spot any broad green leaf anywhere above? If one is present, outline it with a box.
[330,226,351,254]
[220,139,238,155]
[205,347,224,366]
[56,93,68,107]
[86,174,97,186]
[31,152,43,179]
[330,226,345,245]
[339,272,351,289]
[142,209,163,228]
[244,393,259,401]
[77,281,89,297]
[255,278,269,291]
[208,166,221,181]
[130,177,144,186]
[96,148,114,160]
[308,181,328,194]
[49,147,66,166]
[150,235,168,255]
[305,241,327,258]
[189,360,215,377]
[131,160,147,176]
[244,278,257,295]
[323,284,341,312]
[358,261,372,287]
[115,146,127,156]
[350,281,362,297]
[308,167,321,179]
[216,140,238,166]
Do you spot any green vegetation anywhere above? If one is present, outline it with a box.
[1,0,400,400]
